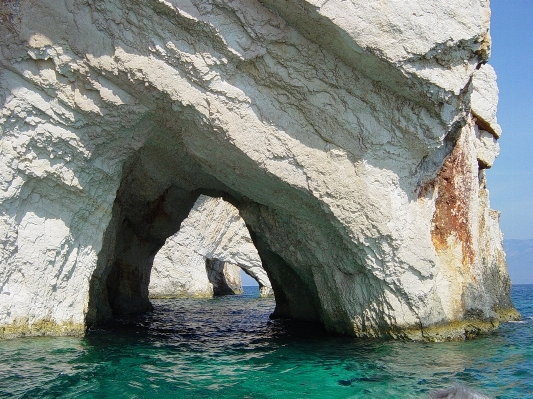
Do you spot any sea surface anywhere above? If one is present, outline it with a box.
[0,285,531,399]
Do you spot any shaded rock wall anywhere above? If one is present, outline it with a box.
[0,0,518,339]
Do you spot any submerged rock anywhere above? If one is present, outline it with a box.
[429,384,491,399]
[0,0,518,339]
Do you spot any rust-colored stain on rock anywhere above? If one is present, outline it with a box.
[417,178,436,200]
[0,0,22,25]
[430,137,476,267]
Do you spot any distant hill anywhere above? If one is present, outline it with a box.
[504,239,533,284]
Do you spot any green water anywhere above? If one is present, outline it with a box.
[0,285,532,398]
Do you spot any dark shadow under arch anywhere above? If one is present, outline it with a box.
[85,125,323,328]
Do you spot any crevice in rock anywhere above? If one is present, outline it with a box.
[472,111,498,137]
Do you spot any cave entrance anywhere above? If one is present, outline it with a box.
[85,123,326,332]
[205,259,244,296]
[147,194,274,300]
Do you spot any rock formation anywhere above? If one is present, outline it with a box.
[0,0,519,339]
[148,195,272,298]
[205,259,243,296]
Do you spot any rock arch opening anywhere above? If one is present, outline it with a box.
[84,127,327,330]
[147,194,273,299]
[205,259,243,296]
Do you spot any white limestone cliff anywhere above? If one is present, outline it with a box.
[0,0,518,339]
[148,195,272,298]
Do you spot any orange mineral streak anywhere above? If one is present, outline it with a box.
[0,0,22,25]
[429,137,476,270]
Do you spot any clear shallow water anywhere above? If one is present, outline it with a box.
[0,286,532,399]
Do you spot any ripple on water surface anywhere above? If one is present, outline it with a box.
[0,285,532,398]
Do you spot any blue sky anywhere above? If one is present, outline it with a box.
[486,0,533,241]
[488,0,533,284]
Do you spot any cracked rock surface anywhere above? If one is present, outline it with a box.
[0,0,518,339]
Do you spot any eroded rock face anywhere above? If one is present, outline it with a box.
[0,0,518,339]
[148,195,272,298]
[206,259,243,296]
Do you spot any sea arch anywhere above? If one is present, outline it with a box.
[84,120,337,330]
[147,194,273,299]
[0,0,517,340]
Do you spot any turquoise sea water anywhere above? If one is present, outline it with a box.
[0,285,532,399]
